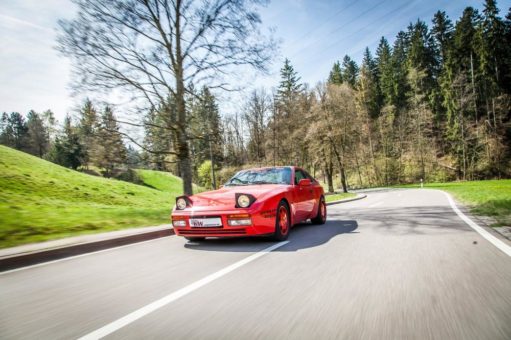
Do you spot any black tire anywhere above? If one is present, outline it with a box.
[271,200,291,241]
[185,237,205,241]
[311,196,327,225]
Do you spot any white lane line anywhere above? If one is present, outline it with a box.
[78,241,289,340]
[0,237,171,276]
[444,192,511,257]
[368,201,383,208]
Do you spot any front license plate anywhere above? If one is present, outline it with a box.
[189,217,222,228]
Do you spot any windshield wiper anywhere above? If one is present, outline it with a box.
[251,181,274,185]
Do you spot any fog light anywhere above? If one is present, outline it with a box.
[172,220,186,227]
[227,218,252,226]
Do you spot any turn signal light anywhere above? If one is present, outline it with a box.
[227,218,252,226]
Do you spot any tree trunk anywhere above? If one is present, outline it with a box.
[175,0,193,195]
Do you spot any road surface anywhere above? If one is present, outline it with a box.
[1,189,510,339]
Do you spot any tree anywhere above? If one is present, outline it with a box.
[341,55,359,88]
[273,58,304,165]
[189,86,223,186]
[77,99,99,167]
[376,37,393,106]
[26,110,49,157]
[91,106,127,177]
[47,115,84,169]
[328,61,343,85]
[58,0,276,195]
[0,112,28,151]
[244,89,270,163]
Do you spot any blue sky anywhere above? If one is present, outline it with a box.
[1,0,510,121]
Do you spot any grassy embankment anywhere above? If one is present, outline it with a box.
[400,180,511,227]
[0,145,194,248]
[325,192,356,203]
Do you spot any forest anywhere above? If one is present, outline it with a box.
[1,0,510,194]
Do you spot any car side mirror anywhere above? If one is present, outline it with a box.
[298,178,311,186]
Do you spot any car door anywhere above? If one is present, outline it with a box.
[293,169,314,222]
[301,170,317,218]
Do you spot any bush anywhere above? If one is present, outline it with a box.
[113,168,143,185]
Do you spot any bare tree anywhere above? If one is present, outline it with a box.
[57,0,276,194]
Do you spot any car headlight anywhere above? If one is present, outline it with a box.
[235,193,255,208]
[176,196,190,210]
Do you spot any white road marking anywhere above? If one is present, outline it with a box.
[0,237,171,276]
[78,241,289,340]
[444,192,511,257]
[368,201,383,208]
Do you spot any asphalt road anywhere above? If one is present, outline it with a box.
[1,189,511,340]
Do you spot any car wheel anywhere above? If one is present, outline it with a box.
[272,201,290,241]
[311,197,326,225]
[185,237,205,241]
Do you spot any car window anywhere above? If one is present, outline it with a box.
[303,170,316,183]
[294,170,306,185]
[225,167,292,186]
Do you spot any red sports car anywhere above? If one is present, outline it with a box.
[171,166,326,241]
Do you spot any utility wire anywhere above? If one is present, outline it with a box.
[290,0,390,59]
[288,0,359,46]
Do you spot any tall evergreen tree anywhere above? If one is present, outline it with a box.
[376,37,393,106]
[432,11,454,65]
[328,61,343,85]
[47,115,84,169]
[0,112,29,151]
[91,106,127,176]
[341,55,359,88]
[77,99,99,167]
[391,31,409,109]
[26,110,49,157]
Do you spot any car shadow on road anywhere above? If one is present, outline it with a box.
[183,220,358,253]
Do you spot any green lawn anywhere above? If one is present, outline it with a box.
[136,169,204,193]
[0,146,192,248]
[401,180,511,227]
[325,192,356,203]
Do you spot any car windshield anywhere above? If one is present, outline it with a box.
[225,167,292,186]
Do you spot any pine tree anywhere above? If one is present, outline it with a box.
[328,61,343,85]
[432,11,454,65]
[341,55,359,88]
[189,86,223,181]
[77,99,99,167]
[26,110,49,157]
[359,48,381,118]
[0,112,29,151]
[390,31,410,110]
[376,37,393,106]
[91,106,127,177]
[47,115,84,169]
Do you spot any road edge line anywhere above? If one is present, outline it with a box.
[78,240,290,340]
[443,191,511,257]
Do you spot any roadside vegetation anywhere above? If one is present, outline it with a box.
[0,146,185,248]
[401,180,511,226]
[325,192,357,203]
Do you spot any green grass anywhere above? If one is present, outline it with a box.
[136,169,204,193]
[0,145,192,248]
[325,192,356,203]
[399,180,511,227]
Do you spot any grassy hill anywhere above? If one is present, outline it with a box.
[401,180,511,227]
[0,145,189,248]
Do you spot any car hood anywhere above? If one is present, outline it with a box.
[186,184,289,212]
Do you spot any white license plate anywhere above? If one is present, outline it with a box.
[189,217,222,228]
